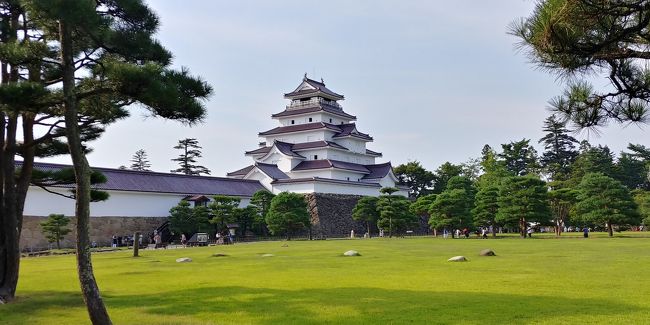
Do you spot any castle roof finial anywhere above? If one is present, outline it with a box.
[303,72,307,80]
[320,77,324,84]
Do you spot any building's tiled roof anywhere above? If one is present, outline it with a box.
[363,162,393,179]
[291,140,347,151]
[272,177,381,187]
[293,159,370,174]
[275,141,305,158]
[255,162,290,180]
[245,146,271,156]
[226,165,255,176]
[259,122,341,136]
[365,149,382,156]
[271,105,356,120]
[333,123,373,141]
[284,77,344,100]
[29,162,265,197]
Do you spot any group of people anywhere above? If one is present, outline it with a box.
[442,227,490,239]
[111,234,141,248]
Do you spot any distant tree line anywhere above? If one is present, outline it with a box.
[390,116,649,238]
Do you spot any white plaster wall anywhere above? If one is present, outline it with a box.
[265,130,335,144]
[330,170,366,181]
[288,169,333,179]
[278,113,351,126]
[24,187,253,217]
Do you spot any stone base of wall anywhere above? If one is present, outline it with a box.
[21,215,168,251]
[305,193,367,237]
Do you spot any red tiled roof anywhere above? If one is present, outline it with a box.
[259,122,341,136]
[27,162,265,197]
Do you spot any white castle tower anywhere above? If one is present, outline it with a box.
[227,75,406,196]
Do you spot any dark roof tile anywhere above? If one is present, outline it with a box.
[255,162,290,180]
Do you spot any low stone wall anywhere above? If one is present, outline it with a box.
[21,215,167,251]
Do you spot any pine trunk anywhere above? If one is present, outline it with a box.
[607,221,613,237]
[60,21,112,325]
[520,217,526,238]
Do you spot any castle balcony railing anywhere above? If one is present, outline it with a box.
[287,97,342,110]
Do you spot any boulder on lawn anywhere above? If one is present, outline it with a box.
[281,244,289,247]
[447,256,467,262]
[261,253,274,257]
[479,249,496,256]
[212,253,228,257]
[343,250,361,256]
[176,257,192,263]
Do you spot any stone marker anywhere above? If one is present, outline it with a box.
[176,257,192,263]
[344,250,361,256]
[479,249,496,256]
[261,253,274,257]
[281,244,289,247]
[447,256,467,262]
[212,253,228,257]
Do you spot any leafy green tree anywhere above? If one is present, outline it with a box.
[22,0,212,320]
[376,187,417,237]
[512,0,650,130]
[575,173,640,237]
[499,139,539,176]
[209,196,241,233]
[617,151,649,190]
[409,194,437,235]
[547,187,577,236]
[472,185,500,237]
[477,144,510,188]
[497,176,551,238]
[632,190,650,226]
[393,161,435,198]
[171,138,211,175]
[40,214,71,249]
[249,190,275,235]
[432,162,463,194]
[169,201,210,237]
[130,149,151,171]
[569,143,617,186]
[428,189,472,235]
[265,192,310,240]
[352,196,379,237]
[538,115,578,181]
[233,206,257,238]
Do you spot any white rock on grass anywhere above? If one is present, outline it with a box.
[447,256,467,262]
[344,250,361,256]
[176,257,192,263]
[261,253,274,257]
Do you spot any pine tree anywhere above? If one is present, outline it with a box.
[513,0,650,130]
[393,161,435,198]
[40,214,72,249]
[129,149,151,171]
[249,190,275,235]
[171,138,211,175]
[22,0,212,322]
[472,185,499,237]
[352,196,379,237]
[497,176,551,238]
[377,187,417,237]
[538,115,578,181]
[499,139,539,176]
[265,192,310,240]
[575,173,639,237]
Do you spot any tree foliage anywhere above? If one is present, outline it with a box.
[575,173,639,236]
[377,188,416,237]
[432,162,463,194]
[393,161,434,198]
[632,190,650,226]
[171,138,211,175]
[130,149,151,171]
[40,214,71,249]
[168,201,210,237]
[249,190,275,235]
[472,185,500,236]
[497,176,551,238]
[499,139,539,176]
[352,196,379,236]
[208,196,241,233]
[265,192,310,239]
[538,115,578,181]
[512,0,650,130]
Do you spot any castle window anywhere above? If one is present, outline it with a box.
[291,120,295,125]
[346,177,350,181]
[329,118,332,123]
[314,155,318,160]
[309,117,313,122]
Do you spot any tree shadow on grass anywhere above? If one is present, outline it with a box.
[3,286,641,324]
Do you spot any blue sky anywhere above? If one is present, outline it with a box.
[43,0,647,174]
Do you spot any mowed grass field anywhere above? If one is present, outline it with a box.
[2,233,650,324]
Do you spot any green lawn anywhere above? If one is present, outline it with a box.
[2,233,650,324]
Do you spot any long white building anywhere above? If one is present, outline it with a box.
[227,75,407,196]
